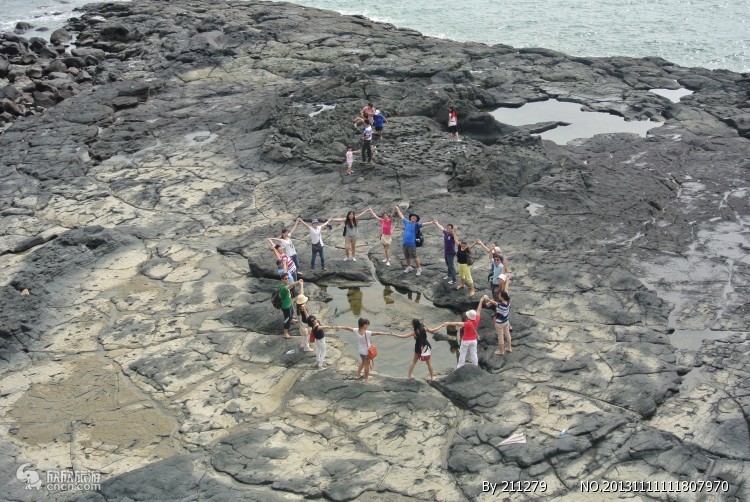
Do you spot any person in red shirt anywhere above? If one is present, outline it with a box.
[444,296,488,369]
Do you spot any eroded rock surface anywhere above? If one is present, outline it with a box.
[0,0,748,500]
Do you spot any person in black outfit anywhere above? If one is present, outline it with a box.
[393,319,444,381]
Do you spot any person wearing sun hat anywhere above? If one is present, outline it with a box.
[443,296,488,369]
[394,205,436,276]
[296,284,314,352]
[372,109,388,139]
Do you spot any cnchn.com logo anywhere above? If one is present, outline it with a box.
[16,464,101,492]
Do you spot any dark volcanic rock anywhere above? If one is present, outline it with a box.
[0,1,748,501]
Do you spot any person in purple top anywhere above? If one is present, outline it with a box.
[434,221,457,284]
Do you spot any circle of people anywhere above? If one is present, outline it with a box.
[269,105,509,381]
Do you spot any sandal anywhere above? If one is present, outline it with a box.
[494,350,504,356]
[456,285,465,290]
[283,336,292,339]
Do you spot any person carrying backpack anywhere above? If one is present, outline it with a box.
[477,241,511,296]
[276,275,303,339]
[394,206,436,276]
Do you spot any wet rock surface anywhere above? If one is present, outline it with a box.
[0,0,748,500]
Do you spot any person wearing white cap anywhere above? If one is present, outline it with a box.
[362,123,374,163]
[372,109,388,139]
[477,240,511,296]
[443,296,488,369]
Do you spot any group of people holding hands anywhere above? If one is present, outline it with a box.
[269,204,514,378]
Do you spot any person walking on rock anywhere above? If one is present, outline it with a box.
[269,221,302,274]
[448,106,459,141]
[330,209,369,261]
[372,109,388,139]
[394,206,436,276]
[393,319,444,381]
[296,283,314,353]
[326,318,393,382]
[369,208,394,266]
[298,217,332,271]
[456,238,480,297]
[434,221,457,285]
[444,296,487,369]
[484,290,512,355]
[362,123,374,163]
[279,276,303,339]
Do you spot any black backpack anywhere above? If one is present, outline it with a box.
[271,287,283,309]
[466,249,474,265]
[415,227,424,247]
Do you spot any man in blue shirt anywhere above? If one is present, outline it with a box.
[372,110,388,139]
[394,206,436,276]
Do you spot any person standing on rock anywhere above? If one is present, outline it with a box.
[296,283,315,353]
[394,206,436,276]
[477,241,510,296]
[326,318,393,382]
[368,208,394,266]
[362,123,374,163]
[484,290,512,355]
[345,145,355,175]
[361,102,375,120]
[444,296,488,369]
[279,276,303,339]
[270,241,297,282]
[433,221,458,285]
[448,106,459,141]
[456,238,480,297]
[330,209,370,261]
[298,217,332,271]
[269,221,302,275]
[393,319,445,381]
[306,315,329,370]
[372,109,388,139]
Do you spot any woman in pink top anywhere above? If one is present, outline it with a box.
[369,208,393,266]
[444,296,488,369]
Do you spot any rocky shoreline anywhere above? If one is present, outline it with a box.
[1,0,748,500]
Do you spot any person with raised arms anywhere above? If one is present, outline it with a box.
[329,209,370,262]
[268,220,302,275]
[325,318,394,382]
[392,319,444,381]
[393,206,436,276]
[368,208,394,266]
[297,217,333,271]
[443,296,488,369]
[433,221,458,285]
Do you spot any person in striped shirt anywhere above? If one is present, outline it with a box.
[485,290,511,355]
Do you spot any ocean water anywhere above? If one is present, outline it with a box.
[1,0,747,72]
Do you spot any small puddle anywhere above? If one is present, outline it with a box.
[649,87,693,103]
[319,284,459,378]
[669,329,742,351]
[491,99,662,144]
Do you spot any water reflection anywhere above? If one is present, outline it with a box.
[491,99,663,144]
[318,284,460,377]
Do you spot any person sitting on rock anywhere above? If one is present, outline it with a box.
[392,319,445,381]
[372,109,388,139]
[278,275,303,339]
[329,209,370,261]
[393,206,436,276]
[297,217,332,271]
[443,296,488,369]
